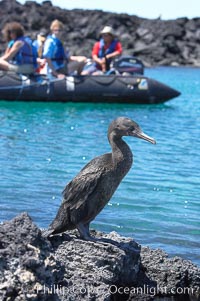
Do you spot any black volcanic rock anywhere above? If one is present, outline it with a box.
[1,0,200,66]
[0,213,199,301]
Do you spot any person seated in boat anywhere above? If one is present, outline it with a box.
[43,19,87,79]
[81,25,122,75]
[33,31,47,74]
[0,22,37,74]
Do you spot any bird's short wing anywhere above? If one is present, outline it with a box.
[48,154,112,232]
[62,168,104,211]
[47,169,104,233]
[49,154,112,230]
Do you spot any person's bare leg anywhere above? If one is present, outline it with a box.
[0,59,9,71]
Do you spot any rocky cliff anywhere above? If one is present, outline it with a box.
[0,213,200,301]
[0,0,200,66]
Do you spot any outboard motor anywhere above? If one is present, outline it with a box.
[112,56,144,75]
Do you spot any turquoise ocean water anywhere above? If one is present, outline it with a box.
[0,67,199,266]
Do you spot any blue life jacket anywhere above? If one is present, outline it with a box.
[47,35,66,67]
[12,36,37,68]
[97,38,118,70]
[98,38,118,58]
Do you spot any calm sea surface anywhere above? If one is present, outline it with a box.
[0,67,199,266]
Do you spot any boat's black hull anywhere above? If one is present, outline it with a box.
[0,72,180,104]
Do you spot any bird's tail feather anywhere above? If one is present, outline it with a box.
[41,228,54,238]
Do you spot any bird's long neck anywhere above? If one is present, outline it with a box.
[109,133,133,175]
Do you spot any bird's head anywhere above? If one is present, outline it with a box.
[108,117,156,144]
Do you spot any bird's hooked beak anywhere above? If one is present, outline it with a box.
[130,129,156,144]
[137,131,156,144]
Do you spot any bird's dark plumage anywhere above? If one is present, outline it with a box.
[43,117,156,240]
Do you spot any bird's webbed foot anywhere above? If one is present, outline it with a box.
[77,222,97,242]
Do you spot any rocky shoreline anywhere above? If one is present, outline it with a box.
[1,0,200,67]
[0,213,199,301]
